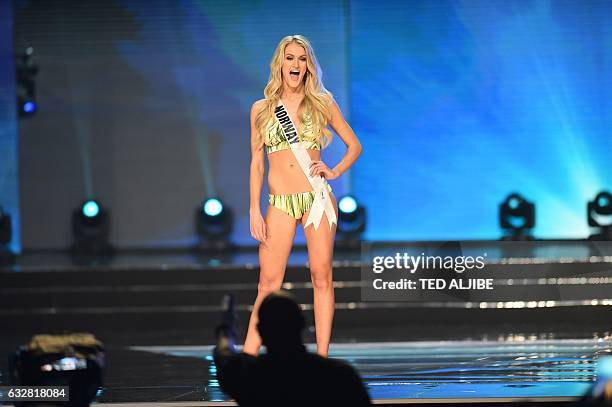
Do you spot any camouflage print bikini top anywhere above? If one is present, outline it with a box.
[264,112,321,154]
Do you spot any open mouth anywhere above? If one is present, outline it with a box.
[290,70,300,79]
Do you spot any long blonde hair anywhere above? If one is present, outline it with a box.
[255,35,333,147]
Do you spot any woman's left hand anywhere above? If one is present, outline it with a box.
[309,160,338,180]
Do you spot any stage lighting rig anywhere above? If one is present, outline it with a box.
[16,47,39,118]
[499,193,535,240]
[588,191,612,240]
[196,197,233,250]
[71,199,112,255]
[336,195,366,249]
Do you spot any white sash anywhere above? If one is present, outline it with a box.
[274,101,337,230]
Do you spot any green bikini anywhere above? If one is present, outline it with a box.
[264,113,333,220]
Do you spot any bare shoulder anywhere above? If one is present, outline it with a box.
[250,99,266,126]
[252,98,267,112]
[330,96,340,111]
[328,96,345,123]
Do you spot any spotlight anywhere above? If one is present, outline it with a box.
[204,198,223,217]
[196,197,233,250]
[72,199,112,255]
[15,47,39,118]
[588,191,612,240]
[82,200,100,218]
[499,193,535,240]
[336,195,366,249]
[339,196,358,214]
[21,100,37,114]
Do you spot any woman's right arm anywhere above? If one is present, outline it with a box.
[249,100,267,244]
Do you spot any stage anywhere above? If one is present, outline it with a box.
[0,241,611,405]
[125,338,609,404]
[4,0,612,404]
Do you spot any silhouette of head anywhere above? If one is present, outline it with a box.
[257,291,305,351]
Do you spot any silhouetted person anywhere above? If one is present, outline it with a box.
[213,291,371,406]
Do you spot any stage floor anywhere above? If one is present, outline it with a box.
[93,337,610,404]
[1,242,610,405]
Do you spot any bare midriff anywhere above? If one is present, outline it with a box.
[267,148,321,195]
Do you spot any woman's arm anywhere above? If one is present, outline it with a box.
[310,98,362,179]
[249,100,267,243]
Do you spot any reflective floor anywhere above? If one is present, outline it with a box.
[124,337,611,402]
[1,245,610,404]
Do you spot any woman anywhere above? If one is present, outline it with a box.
[245,34,362,357]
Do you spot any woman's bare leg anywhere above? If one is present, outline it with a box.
[243,206,297,355]
[302,194,338,357]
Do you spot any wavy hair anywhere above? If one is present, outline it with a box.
[255,34,333,147]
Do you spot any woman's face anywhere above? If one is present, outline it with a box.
[282,42,307,87]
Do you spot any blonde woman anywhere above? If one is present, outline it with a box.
[245,34,362,357]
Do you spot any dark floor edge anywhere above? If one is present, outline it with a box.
[88,396,578,406]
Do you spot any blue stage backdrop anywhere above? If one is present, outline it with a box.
[12,0,612,249]
[0,1,20,253]
[351,0,612,240]
[15,0,348,248]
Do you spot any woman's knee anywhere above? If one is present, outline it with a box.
[310,263,332,290]
[258,274,283,294]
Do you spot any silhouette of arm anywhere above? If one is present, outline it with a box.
[213,294,237,371]
[213,326,254,400]
[213,295,243,399]
[213,324,236,380]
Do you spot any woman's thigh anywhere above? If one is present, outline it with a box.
[258,205,298,283]
[302,193,338,270]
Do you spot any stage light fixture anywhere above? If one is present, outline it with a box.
[196,197,233,250]
[204,198,223,217]
[499,193,535,240]
[16,47,39,118]
[336,195,366,248]
[82,200,100,218]
[22,100,37,114]
[588,191,612,240]
[72,199,112,255]
[339,196,358,214]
